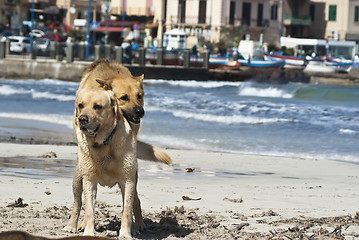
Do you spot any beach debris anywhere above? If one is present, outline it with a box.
[223,197,243,203]
[6,197,28,208]
[185,167,195,173]
[235,222,249,231]
[182,195,202,201]
[38,151,57,158]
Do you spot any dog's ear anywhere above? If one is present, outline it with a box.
[110,93,120,117]
[135,74,144,83]
[96,79,112,91]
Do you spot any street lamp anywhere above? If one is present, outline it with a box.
[30,0,34,55]
[85,0,92,61]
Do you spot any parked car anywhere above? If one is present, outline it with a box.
[30,27,52,38]
[34,38,51,55]
[8,36,40,54]
[30,29,47,38]
[0,30,13,41]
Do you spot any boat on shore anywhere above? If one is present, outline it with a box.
[304,58,354,73]
[238,57,285,68]
[265,52,307,69]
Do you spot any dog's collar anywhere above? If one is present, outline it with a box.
[92,124,118,148]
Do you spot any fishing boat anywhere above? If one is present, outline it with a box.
[264,52,307,69]
[304,58,354,73]
[237,56,285,68]
[237,40,285,68]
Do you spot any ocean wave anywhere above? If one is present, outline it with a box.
[171,111,288,124]
[0,85,75,101]
[139,134,203,150]
[144,79,243,88]
[40,78,79,86]
[0,112,73,129]
[30,89,75,101]
[0,85,30,95]
[339,129,357,134]
[0,78,78,86]
[238,85,294,98]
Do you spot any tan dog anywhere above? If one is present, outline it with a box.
[63,88,142,238]
[78,58,171,164]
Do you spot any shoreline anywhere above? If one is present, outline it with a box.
[1,58,359,86]
[1,142,359,239]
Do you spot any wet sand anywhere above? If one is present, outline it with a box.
[1,142,359,239]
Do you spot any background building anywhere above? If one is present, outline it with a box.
[2,0,359,51]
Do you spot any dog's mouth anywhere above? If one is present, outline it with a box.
[80,125,100,136]
[124,114,141,125]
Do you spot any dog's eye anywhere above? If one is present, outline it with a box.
[78,103,84,109]
[119,95,129,101]
[137,94,143,100]
[93,104,102,110]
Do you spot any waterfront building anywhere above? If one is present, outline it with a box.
[309,0,359,43]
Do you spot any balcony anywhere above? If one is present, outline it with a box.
[284,16,311,26]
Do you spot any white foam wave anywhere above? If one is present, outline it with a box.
[0,112,73,129]
[172,111,287,124]
[40,78,79,86]
[30,89,75,101]
[339,129,357,134]
[0,78,78,86]
[144,79,243,88]
[239,86,294,98]
[0,85,30,95]
[139,134,202,151]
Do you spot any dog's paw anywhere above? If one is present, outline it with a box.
[83,229,95,236]
[118,235,133,239]
[62,225,77,233]
[119,230,132,239]
[77,219,86,231]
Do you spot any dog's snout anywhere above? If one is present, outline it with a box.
[79,114,89,124]
[135,107,145,118]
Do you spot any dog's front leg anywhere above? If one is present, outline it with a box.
[119,179,135,238]
[63,170,83,232]
[82,178,97,236]
[133,172,145,232]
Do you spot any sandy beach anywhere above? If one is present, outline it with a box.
[0,141,359,239]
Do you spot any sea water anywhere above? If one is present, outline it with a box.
[0,77,358,164]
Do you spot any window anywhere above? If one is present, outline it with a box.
[310,4,315,21]
[242,2,251,26]
[329,5,336,21]
[178,0,186,23]
[271,4,278,20]
[198,0,207,24]
[257,3,263,26]
[355,6,359,22]
[229,1,236,25]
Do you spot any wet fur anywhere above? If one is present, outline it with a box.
[77,59,171,165]
[63,89,143,238]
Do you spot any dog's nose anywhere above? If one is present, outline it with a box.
[134,106,145,118]
[78,115,89,124]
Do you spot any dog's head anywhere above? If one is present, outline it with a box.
[96,74,144,125]
[75,88,119,145]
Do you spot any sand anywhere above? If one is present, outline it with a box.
[0,142,359,239]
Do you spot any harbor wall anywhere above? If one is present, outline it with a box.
[0,58,358,85]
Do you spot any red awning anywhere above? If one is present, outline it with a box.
[91,26,129,32]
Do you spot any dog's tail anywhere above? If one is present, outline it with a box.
[137,140,172,165]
